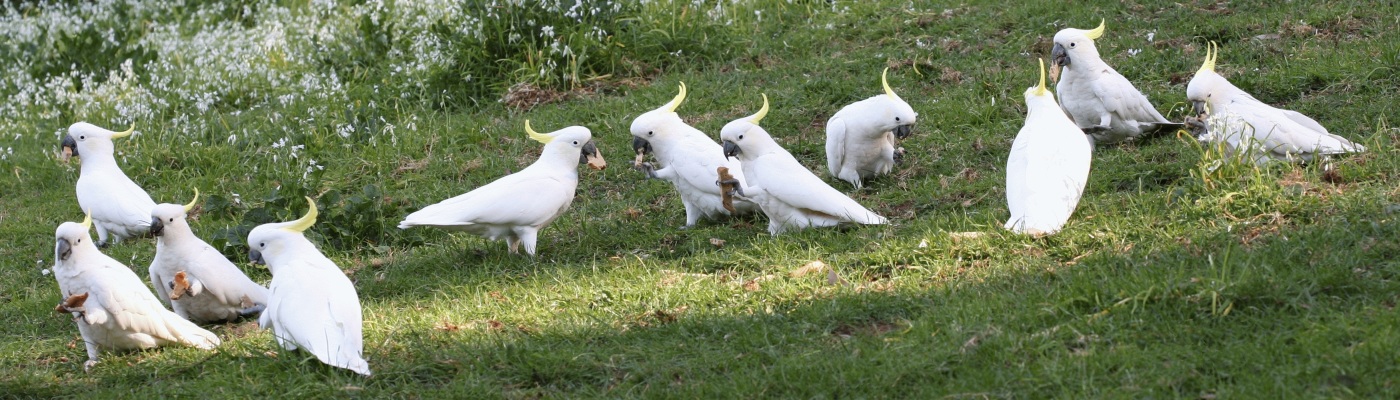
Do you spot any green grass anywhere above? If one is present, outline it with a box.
[3,0,1400,397]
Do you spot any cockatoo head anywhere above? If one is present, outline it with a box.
[719,94,777,161]
[54,213,98,263]
[1051,19,1105,68]
[629,82,689,157]
[1185,42,1238,116]
[526,121,606,170]
[150,189,200,238]
[61,122,133,161]
[871,68,919,139]
[1023,58,1059,109]
[246,197,318,268]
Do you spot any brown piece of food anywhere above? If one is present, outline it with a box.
[170,271,191,300]
[1049,63,1062,84]
[55,292,88,313]
[717,167,737,213]
[586,147,607,170]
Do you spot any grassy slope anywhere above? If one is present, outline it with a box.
[2,0,1399,397]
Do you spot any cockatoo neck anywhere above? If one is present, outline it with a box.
[157,220,198,246]
[262,236,324,274]
[77,143,121,173]
[1066,45,1108,71]
[1024,93,1065,121]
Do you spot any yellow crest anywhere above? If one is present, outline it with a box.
[882,68,897,99]
[1198,41,1218,74]
[748,94,770,125]
[111,123,135,139]
[1084,19,1105,40]
[183,188,200,212]
[663,82,688,113]
[80,210,92,232]
[1035,58,1048,96]
[281,197,318,233]
[524,120,553,144]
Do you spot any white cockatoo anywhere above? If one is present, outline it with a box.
[399,121,606,256]
[630,82,758,227]
[1005,59,1094,236]
[248,198,371,376]
[1051,20,1183,145]
[825,68,918,188]
[718,95,888,235]
[51,213,221,371]
[61,122,157,246]
[1186,42,1365,163]
[149,189,269,323]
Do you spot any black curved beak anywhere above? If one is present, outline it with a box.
[248,249,265,265]
[1191,101,1209,117]
[632,136,653,156]
[61,134,78,158]
[894,124,914,140]
[1051,43,1069,67]
[57,238,72,261]
[149,217,164,237]
[722,140,740,160]
[579,140,600,164]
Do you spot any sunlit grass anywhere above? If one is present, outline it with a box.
[2,0,1399,397]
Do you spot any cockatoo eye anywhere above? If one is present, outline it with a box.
[259,242,265,248]
[79,136,85,140]
[895,117,901,122]
[572,140,579,146]
[168,218,174,222]
[647,131,654,136]
[1070,42,1076,48]
[738,134,744,140]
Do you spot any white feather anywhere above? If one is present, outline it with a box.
[720,111,887,235]
[149,203,268,323]
[1053,26,1179,145]
[630,88,757,226]
[399,126,595,256]
[1005,81,1094,235]
[824,86,917,188]
[51,221,220,370]
[1187,63,1364,163]
[249,211,370,376]
[68,122,157,245]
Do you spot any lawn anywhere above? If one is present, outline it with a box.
[1,0,1398,397]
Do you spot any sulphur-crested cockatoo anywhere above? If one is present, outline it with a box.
[51,213,221,371]
[1051,20,1182,145]
[149,189,269,323]
[1005,59,1094,236]
[399,121,605,255]
[630,82,757,227]
[719,95,888,235]
[61,122,157,246]
[1186,42,1365,163]
[825,68,918,188]
[248,198,371,376]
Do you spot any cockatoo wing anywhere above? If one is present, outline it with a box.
[825,117,849,177]
[400,173,574,228]
[88,262,220,348]
[1091,73,1169,125]
[1226,100,1358,156]
[271,260,368,374]
[749,155,884,224]
[182,243,267,305]
[1004,129,1033,224]
[78,174,155,232]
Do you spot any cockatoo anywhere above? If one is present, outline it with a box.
[1051,20,1182,145]
[61,122,158,247]
[51,213,221,372]
[630,82,758,227]
[1005,59,1094,236]
[825,68,918,188]
[149,189,269,323]
[718,94,888,235]
[1186,42,1365,163]
[248,198,371,376]
[399,121,606,255]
